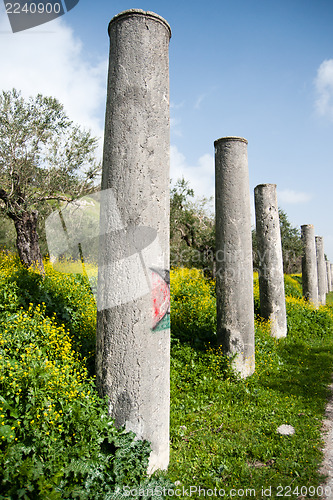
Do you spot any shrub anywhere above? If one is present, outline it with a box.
[0,254,97,373]
[0,305,157,498]
[284,275,302,299]
[0,252,172,498]
[170,268,216,346]
[286,296,333,339]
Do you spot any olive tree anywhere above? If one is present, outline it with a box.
[0,89,100,272]
[170,178,215,276]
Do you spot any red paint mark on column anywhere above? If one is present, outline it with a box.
[151,269,170,330]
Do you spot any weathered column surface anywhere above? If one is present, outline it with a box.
[96,9,171,472]
[326,261,331,293]
[215,137,255,378]
[254,184,287,338]
[301,224,319,307]
[315,236,327,305]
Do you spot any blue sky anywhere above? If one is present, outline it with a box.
[1,0,333,260]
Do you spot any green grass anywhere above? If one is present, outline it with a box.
[168,269,333,498]
[326,291,333,305]
[168,333,333,496]
[1,256,333,498]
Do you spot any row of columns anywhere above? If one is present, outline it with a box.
[327,261,333,293]
[302,227,332,307]
[215,138,287,380]
[96,9,332,474]
[215,138,332,377]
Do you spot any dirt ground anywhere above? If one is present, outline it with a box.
[320,378,333,499]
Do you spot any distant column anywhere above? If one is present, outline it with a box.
[326,261,331,293]
[301,225,319,307]
[254,184,287,338]
[96,9,171,473]
[315,236,327,305]
[215,137,255,378]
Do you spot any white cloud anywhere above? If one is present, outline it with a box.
[315,59,333,120]
[170,145,214,200]
[170,101,184,137]
[170,101,184,110]
[277,189,313,204]
[0,9,107,158]
[170,117,182,137]
[194,93,206,110]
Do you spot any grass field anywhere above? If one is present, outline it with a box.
[167,269,333,498]
[1,255,333,498]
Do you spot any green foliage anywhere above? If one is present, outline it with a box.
[0,89,101,268]
[0,89,100,212]
[0,217,17,254]
[169,267,333,494]
[253,274,302,317]
[284,274,303,299]
[291,273,303,287]
[286,296,333,339]
[170,267,216,346]
[170,179,215,276]
[0,256,96,374]
[279,209,303,273]
[0,252,171,498]
[0,307,154,498]
[253,273,260,316]
[171,179,302,279]
[2,249,333,496]
[327,291,333,306]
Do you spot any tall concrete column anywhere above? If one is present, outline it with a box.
[331,263,333,292]
[326,261,331,293]
[301,225,319,307]
[215,137,255,378]
[254,184,287,338]
[96,10,171,472]
[315,236,327,305]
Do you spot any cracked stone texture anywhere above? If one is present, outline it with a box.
[301,224,319,307]
[254,183,287,338]
[96,9,171,473]
[215,137,255,378]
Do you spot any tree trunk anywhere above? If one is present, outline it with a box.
[13,210,44,273]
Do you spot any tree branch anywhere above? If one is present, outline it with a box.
[176,225,192,248]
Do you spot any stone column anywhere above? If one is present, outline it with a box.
[254,184,287,338]
[215,137,255,378]
[326,261,331,293]
[301,225,319,307]
[331,263,333,292]
[315,236,327,305]
[96,10,171,473]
